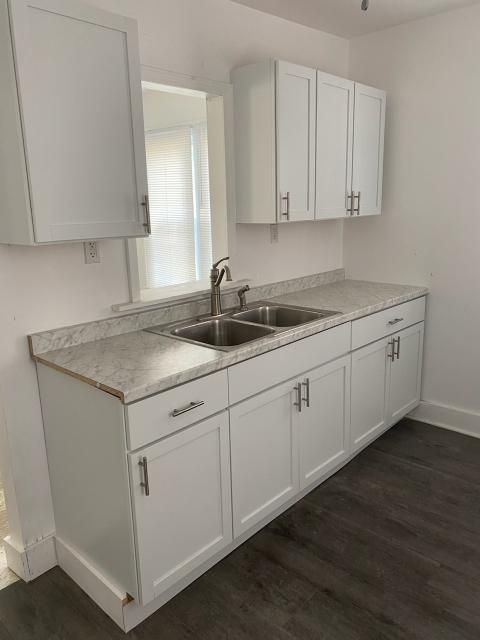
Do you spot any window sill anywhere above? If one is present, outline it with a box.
[112,279,250,313]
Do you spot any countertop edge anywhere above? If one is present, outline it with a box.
[34,288,428,405]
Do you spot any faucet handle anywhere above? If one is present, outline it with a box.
[212,256,229,270]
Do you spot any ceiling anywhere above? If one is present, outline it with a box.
[231,0,480,38]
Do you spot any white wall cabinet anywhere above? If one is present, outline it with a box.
[351,84,386,217]
[230,380,299,537]
[129,412,232,606]
[315,72,354,219]
[233,60,386,223]
[351,322,424,453]
[276,61,317,222]
[0,0,149,244]
[298,356,351,489]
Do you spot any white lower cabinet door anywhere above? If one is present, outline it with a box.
[351,337,391,453]
[230,381,299,537]
[298,356,351,490]
[388,323,424,424]
[129,412,232,605]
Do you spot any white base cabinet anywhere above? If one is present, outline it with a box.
[230,381,299,537]
[37,296,426,632]
[298,355,351,489]
[129,412,232,605]
[388,323,424,424]
[351,322,424,453]
[351,337,391,452]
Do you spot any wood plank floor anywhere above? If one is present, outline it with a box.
[0,418,479,639]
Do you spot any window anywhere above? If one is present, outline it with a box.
[143,122,212,288]
[124,74,232,309]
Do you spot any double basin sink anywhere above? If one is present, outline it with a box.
[146,302,339,351]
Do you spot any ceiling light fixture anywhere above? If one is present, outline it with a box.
[361,0,369,10]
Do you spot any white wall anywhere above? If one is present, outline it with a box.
[1,0,348,559]
[345,4,480,415]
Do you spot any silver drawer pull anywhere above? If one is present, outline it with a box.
[388,318,404,326]
[171,401,205,418]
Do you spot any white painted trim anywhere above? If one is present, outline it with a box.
[409,401,480,439]
[3,536,28,581]
[56,538,128,630]
[3,533,56,582]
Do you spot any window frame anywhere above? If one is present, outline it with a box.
[125,67,236,308]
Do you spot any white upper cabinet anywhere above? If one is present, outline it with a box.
[315,72,354,220]
[351,83,386,217]
[276,61,316,222]
[233,60,386,223]
[0,0,149,244]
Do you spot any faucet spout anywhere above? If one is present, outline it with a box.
[210,258,233,316]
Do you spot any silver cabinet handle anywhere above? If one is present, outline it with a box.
[171,401,205,418]
[139,456,150,496]
[353,191,361,215]
[388,318,404,326]
[346,192,353,216]
[388,340,395,360]
[294,383,302,412]
[141,194,151,234]
[281,192,290,220]
[302,378,310,408]
[394,336,401,360]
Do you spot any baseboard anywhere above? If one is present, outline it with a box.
[409,401,480,439]
[3,534,56,582]
[55,538,128,630]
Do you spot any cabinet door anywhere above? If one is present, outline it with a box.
[129,412,232,605]
[298,356,351,490]
[230,380,299,537]
[351,337,391,453]
[388,323,424,425]
[316,73,354,220]
[352,83,386,217]
[10,0,148,242]
[276,61,316,222]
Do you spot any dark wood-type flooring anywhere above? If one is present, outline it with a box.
[1,418,479,639]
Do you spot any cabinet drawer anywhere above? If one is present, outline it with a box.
[126,371,229,450]
[351,297,425,351]
[228,323,351,405]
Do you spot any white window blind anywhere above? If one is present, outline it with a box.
[143,123,212,289]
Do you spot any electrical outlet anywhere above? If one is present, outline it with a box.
[270,224,279,244]
[84,241,100,264]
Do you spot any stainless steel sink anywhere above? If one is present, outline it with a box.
[148,317,275,351]
[146,302,339,351]
[231,304,337,328]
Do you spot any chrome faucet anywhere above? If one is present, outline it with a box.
[210,257,232,316]
[237,285,250,312]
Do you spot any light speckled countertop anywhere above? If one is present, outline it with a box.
[33,280,428,404]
